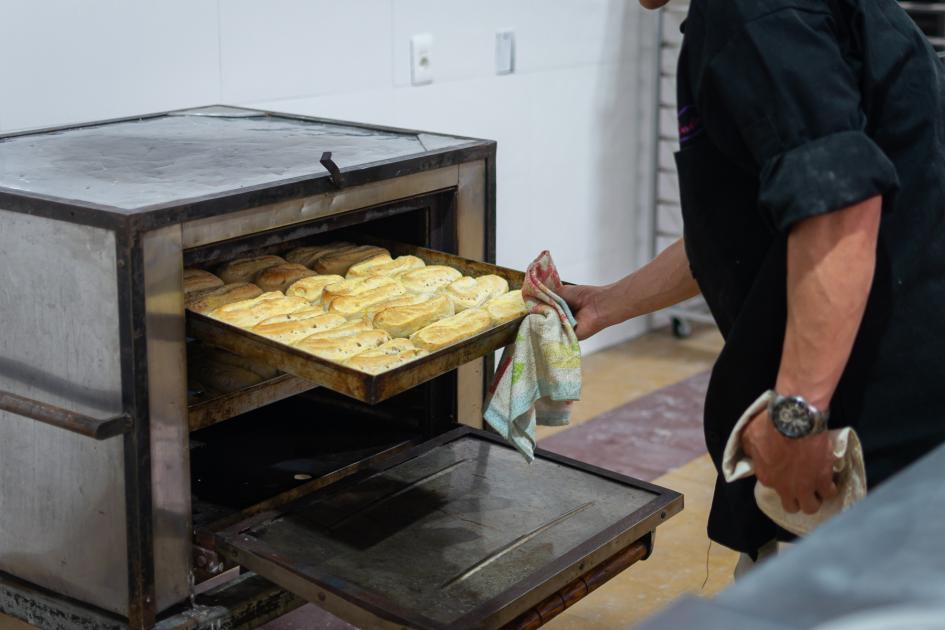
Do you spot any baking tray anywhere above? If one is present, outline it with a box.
[215,427,682,630]
[186,243,525,405]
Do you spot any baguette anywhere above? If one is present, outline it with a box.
[484,289,528,325]
[346,339,429,374]
[295,318,374,343]
[396,265,462,295]
[409,308,493,352]
[328,282,408,319]
[284,242,356,267]
[322,276,402,306]
[185,283,263,314]
[254,263,318,293]
[346,254,425,279]
[313,245,390,276]
[216,255,285,284]
[183,269,224,296]
[210,291,285,315]
[251,311,346,345]
[209,296,310,328]
[445,275,509,312]
[373,294,454,338]
[285,275,345,304]
[363,293,431,323]
[295,329,391,363]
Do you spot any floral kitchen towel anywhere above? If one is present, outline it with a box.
[484,251,582,462]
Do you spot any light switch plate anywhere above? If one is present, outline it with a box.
[495,30,515,75]
[411,33,433,86]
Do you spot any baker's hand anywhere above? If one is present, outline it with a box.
[741,409,839,514]
[558,284,609,340]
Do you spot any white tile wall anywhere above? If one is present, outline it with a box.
[0,0,220,131]
[0,0,664,354]
[218,0,393,103]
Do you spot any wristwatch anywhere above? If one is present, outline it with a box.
[766,391,829,439]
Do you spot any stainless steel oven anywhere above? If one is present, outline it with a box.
[0,106,682,630]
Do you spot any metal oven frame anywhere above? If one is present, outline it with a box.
[0,106,497,629]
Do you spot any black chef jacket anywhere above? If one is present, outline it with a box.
[676,0,945,553]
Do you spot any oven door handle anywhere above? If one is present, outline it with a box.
[0,389,131,440]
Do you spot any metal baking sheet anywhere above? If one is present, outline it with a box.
[216,428,682,630]
[186,244,526,405]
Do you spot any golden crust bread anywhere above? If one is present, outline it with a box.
[328,282,408,319]
[294,329,391,362]
[445,275,510,311]
[313,245,390,276]
[409,308,493,352]
[322,276,401,306]
[183,269,224,296]
[284,242,355,267]
[345,339,429,374]
[346,254,425,279]
[185,283,263,314]
[397,265,462,294]
[363,293,431,323]
[295,318,373,342]
[216,255,286,284]
[373,295,455,338]
[254,263,318,293]
[210,291,285,315]
[285,275,345,304]
[484,289,528,325]
[251,311,346,345]
[209,296,309,328]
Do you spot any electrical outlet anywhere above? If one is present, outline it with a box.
[411,33,433,86]
[495,30,515,75]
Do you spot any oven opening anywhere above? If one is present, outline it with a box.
[183,192,463,584]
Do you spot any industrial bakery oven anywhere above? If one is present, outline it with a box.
[0,106,682,630]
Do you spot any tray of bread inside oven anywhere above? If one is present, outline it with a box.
[184,240,527,404]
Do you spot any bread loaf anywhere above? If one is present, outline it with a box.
[209,296,310,328]
[322,276,401,306]
[295,329,391,362]
[346,254,425,279]
[185,283,263,314]
[183,269,224,296]
[295,318,373,343]
[346,339,429,374]
[445,275,510,312]
[484,289,528,325]
[313,245,390,276]
[328,282,408,319]
[397,265,462,295]
[210,291,285,315]
[284,242,355,267]
[285,275,345,304]
[216,255,286,284]
[252,311,346,345]
[254,263,317,293]
[363,293,431,323]
[409,308,493,352]
[373,295,454,338]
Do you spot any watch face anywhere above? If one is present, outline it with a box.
[773,396,815,438]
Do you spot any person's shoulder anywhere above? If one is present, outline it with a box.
[687,0,833,56]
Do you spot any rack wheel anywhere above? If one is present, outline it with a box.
[671,317,692,339]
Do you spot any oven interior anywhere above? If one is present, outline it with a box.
[184,192,466,574]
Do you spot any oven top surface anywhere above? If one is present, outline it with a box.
[0,106,485,219]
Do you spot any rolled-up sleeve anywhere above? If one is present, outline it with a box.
[702,7,900,232]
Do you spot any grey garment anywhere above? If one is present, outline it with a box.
[734,539,782,580]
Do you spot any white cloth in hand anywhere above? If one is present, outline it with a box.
[722,391,867,536]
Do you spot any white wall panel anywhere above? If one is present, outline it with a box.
[219,0,392,103]
[0,0,220,131]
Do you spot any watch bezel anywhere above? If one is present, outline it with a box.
[769,394,822,439]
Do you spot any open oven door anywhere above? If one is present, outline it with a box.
[214,427,682,630]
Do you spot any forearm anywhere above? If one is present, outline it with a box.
[597,238,701,327]
[776,196,882,409]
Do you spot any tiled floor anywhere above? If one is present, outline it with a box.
[0,325,731,630]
